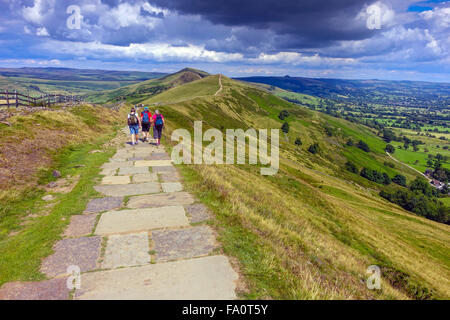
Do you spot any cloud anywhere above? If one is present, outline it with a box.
[36,26,49,36]
[0,0,447,82]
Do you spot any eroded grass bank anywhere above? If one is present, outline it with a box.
[0,104,124,285]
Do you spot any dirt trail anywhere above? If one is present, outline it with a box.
[214,74,223,96]
[386,152,431,181]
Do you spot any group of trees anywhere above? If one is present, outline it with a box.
[360,167,391,185]
[345,161,407,187]
[380,177,449,224]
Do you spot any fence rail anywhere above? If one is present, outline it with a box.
[0,89,84,108]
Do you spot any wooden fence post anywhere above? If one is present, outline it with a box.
[14,90,18,108]
[6,89,9,110]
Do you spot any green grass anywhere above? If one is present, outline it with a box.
[0,134,116,285]
[149,75,450,299]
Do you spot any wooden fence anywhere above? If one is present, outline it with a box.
[0,89,84,108]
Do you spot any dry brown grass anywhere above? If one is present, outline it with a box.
[0,105,123,200]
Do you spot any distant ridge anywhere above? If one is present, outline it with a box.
[235,75,450,108]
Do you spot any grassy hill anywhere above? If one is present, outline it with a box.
[134,74,450,299]
[87,68,209,104]
[0,67,166,97]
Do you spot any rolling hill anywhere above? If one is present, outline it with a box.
[86,68,209,104]
[124,72,450,299]
[0,67,166,97]
[236,76,450,109]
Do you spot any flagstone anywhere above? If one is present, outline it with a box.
[118,166,149,175]
[84,197,123,214]
[161,182,183,193]
[135,160,173,167]
[151,166,177,173]
[64,214,98,237]
[102,233,150,269]
[132,173,158,183]
[158,172,180,182]
[94,182,160,197]
[185,203,212,223]
[101,161,134,169]
[40,236,102,277]
[74,255,238,300]
[127,192,194,209]
[101,175,131,185]
[95,206,189,235]
[152,226,218,262]
[147,153,171,160]
[0,278,69,300]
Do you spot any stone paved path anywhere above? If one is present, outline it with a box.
[0,130,238,300]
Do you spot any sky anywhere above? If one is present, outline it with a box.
[0,0,449,82]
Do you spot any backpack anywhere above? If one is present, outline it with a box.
[128,113,138,126]
[142,111,150,124]
[155,114,163,126]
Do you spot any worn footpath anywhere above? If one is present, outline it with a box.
[0,127,238,300]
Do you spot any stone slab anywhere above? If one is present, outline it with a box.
[40,236,102,277]
[127,192,194,209]
[101,161,134,169]
[135,160,173,167]
[95,206,189,235]
[75,255,238,300]
[84,197,123,214]
[185,203,212,223]
[151,166,177,173]
[100,168,117,176]
[64,214,97,237]
[158,172,180,182]
[153,226,218,262]
[0,278,69,300]
[102,233,150,269]
[101,175,131,185]
[148,153,171,160]
[94,182,160,197]
[132,173,158,183]
[161,182,183,193]
[118,166,149,175]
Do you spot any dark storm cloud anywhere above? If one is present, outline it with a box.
[151,0,380,45]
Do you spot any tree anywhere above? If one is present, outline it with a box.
[345,161,358,174]
[409,177,433,197]
[346,139,354,146]
[278,110,290,120]
[393,174,407,187]
[357,140,370,152]
[382,173,391,185]
[308,143,320,154]
[281,122,290,133]
[385,144,395,154]
[295,138,302,146]
[382,129,396,143]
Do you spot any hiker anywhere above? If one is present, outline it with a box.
[127,107,141,145]
[140,106,152,142]
[152,109,165,146]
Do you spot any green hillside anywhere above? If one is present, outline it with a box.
[87,68,209,104]
[133,74,450,299]
[0,68,165,97]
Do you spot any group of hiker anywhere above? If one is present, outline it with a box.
[127,105,165,146]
